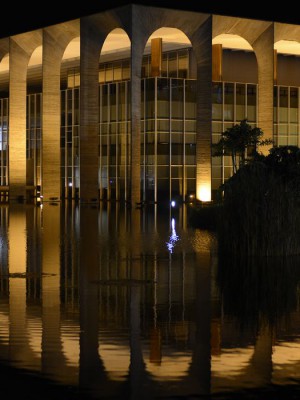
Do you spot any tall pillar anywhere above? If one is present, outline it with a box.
[187,252,211,395]
[79,205,105,389]
[79,17,101,203]
[9,38,29,201]
[194,17,212,201]
[42,29,65,202]
[253,24,274,153]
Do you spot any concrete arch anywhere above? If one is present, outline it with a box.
[213,33,253,51]
[125,5,212,203]
[42,19,79,202]
[80,5,212,204]
[213,14,274,149]
[9,30,42,201]
[145,27,191,52]
[213,33,257,83]
[0,38,9,61]
[275,22,300,43]
[100,27,131,59]
[62,37,80,61]
[0,53,9,72]
[79,9,131,203]
[274,37,300,86]
[275,39,300,55]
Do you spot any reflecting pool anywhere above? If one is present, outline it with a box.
[1,202,300,399]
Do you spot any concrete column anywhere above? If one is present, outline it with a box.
[79,205,105,389]
[42,30,65,202]
[193,17,212,201]
[9,38,29,201]
[42,21,79,202]
[253,24,274,152]
[79,18,102,203]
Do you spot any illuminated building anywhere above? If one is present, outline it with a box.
[0,4,299,204]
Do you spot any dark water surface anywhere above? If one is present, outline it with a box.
[1,202,300,399]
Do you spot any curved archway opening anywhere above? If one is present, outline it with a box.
[0,54,9,94]
[211,34,258,199]
[212,34,256,83]
[274,40,300,87]
[141,27,195,205]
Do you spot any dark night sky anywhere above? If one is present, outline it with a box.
[1,1,299,39]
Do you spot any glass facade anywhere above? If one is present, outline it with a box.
[274,85,300,146]
[1,46,300,203]
[99,81,131,201]
[61,88,80,198]
[26,93,42,192]
[212,81,258,197]
[141,77,196,203]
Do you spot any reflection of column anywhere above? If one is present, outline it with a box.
[79,205,105,389]
[41,204,65,378]
[187,252,211,396]
[129,209,153,398]
[247,323,273,386]
[150,251,161,365]
[130,285,146,398]
[8,205,29,363]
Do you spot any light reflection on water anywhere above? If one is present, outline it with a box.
[0,203,300,398]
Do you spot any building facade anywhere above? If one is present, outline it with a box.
[0,4,300,205]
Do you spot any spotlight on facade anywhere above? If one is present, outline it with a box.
[171,200,176,208]
[198,185,211,202]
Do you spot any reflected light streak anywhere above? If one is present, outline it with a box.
[166,218,179,253]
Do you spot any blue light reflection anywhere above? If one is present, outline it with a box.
[166,218,179,254]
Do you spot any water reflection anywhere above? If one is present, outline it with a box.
[1,203,300,398]
[166,218,180,254]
